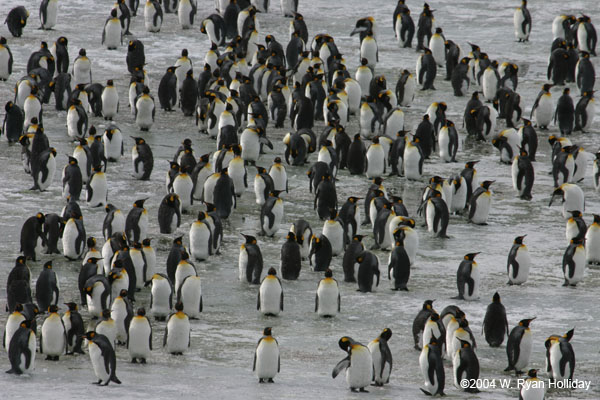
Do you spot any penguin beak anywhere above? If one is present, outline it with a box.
[350,26,367,36]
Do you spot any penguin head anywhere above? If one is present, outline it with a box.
[429,312,440,322]
[481,180,494,190]
[423,300,435,311]
[110,8,117,17]
[594,214,600,225]
[101,309,112,320]
[542,83,554,92]
[527,369,538,379]
[581,51,590,59]
[263,327,272,336]
[267,267,277,276]
[119,289,128,298]
[338,336,354,351]
[549,187,564,206]
[133,137,145,145]
[458,318,470,329]
[286,232,296,241]
[241,234,257,244]
[14,304,24,312]
[64,302,78,311]
[570,237,584,246]
[519,318,535,328]
[324,269,333,278]
[180,251,190,261]
[87,237,97,249]
[48,305,59,314]
[197,211,206,222]
[142,86,150,95]
[133,199,147,208]
[174,236,184,245]
[513,235,527,245]
[492,292,501,303]
[82,331,95,340]
[43,260,53,270]
[87,257,102,265]
[352,234,365,242]
[78,48,86,57]
[20,320,34,330]
[569,210,582,218]
[380,328,392,341]
[464,252,480,261]
[464,160,479,169]
[458,339,472,349]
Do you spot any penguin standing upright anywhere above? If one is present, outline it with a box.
[403,138,424,180]
[84,275,111,319]
[453,339,480,393]
[6,320,36,375]
[507,235,530,285]
[150,273,172,321]
[253,327,280,383]
[239,234,263,284]
[512,149,534,200]
[144,0,163,32]
[20,212,46,261]
[125,199,148,243]
[87,165,108,207]
[111,289,133,345]
[128,308,152,363]
[2,102,23,143]
[549,183,584,219]
[530,84,553,129]
[513,0,532,42]
[131,137,153,180]
[73,49,92,87]
[368,328,393,386]
[574,91,596,133]
[135,86,155,131]
[416,3,434,51]
[388,231,411,291]
[62,214,85,260]
[40,305,65,361]
[258,267,283,316]
[419,336,445,397]
[585,214,600,264]
[418,49,437,90]
[173,165,194,213]
[483,292,510,348]
[163,302,190,355]
[562,237,585,286]
[281,232,301,280]
[332,336,373,392]
[469,180,494,225]
[0,37,14,81]
[366,137,385,178]
[545,328,575,382]
[178,0,197,29]
[454,252,481,301]
[356,251,380,292]
[103,9,123,50]
[180,70,198,116]
[315,268,340,317]
[36,260,59,312]
[82,331,121,385]
[103,204,125,240]
[158,66,178,111]
[426,190,449,238]
[103,127,123,162]
[189,211,212,261]
[62,302,84,354]
[505,318,535,375]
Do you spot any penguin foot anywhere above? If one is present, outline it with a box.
[562,281,569,287]
[259,379,265,383]
[131,358,138,363]
[359,388,369,392]
[93,380,102,385]
[140,358,146,364]
[419,388,432,396]
[515,370,524,376]
[268,379,274,383]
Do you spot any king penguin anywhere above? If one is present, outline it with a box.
[507,235,530,285]
[419,336,445,396]
[6,319,36,375]
[368,328,393,386]
[505,317,535,375]
[82,331,121,385]
[332,336,373,392]
[482,292,509,347]
[562,237,585,286]
[253,327,280,383]
[513,0,532,42]
[40,304,66,361]
[128,307,152,363]
[454,252,481,301]
[545,328,575,383]
[164,302,190,355]
[258,267,284,316]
